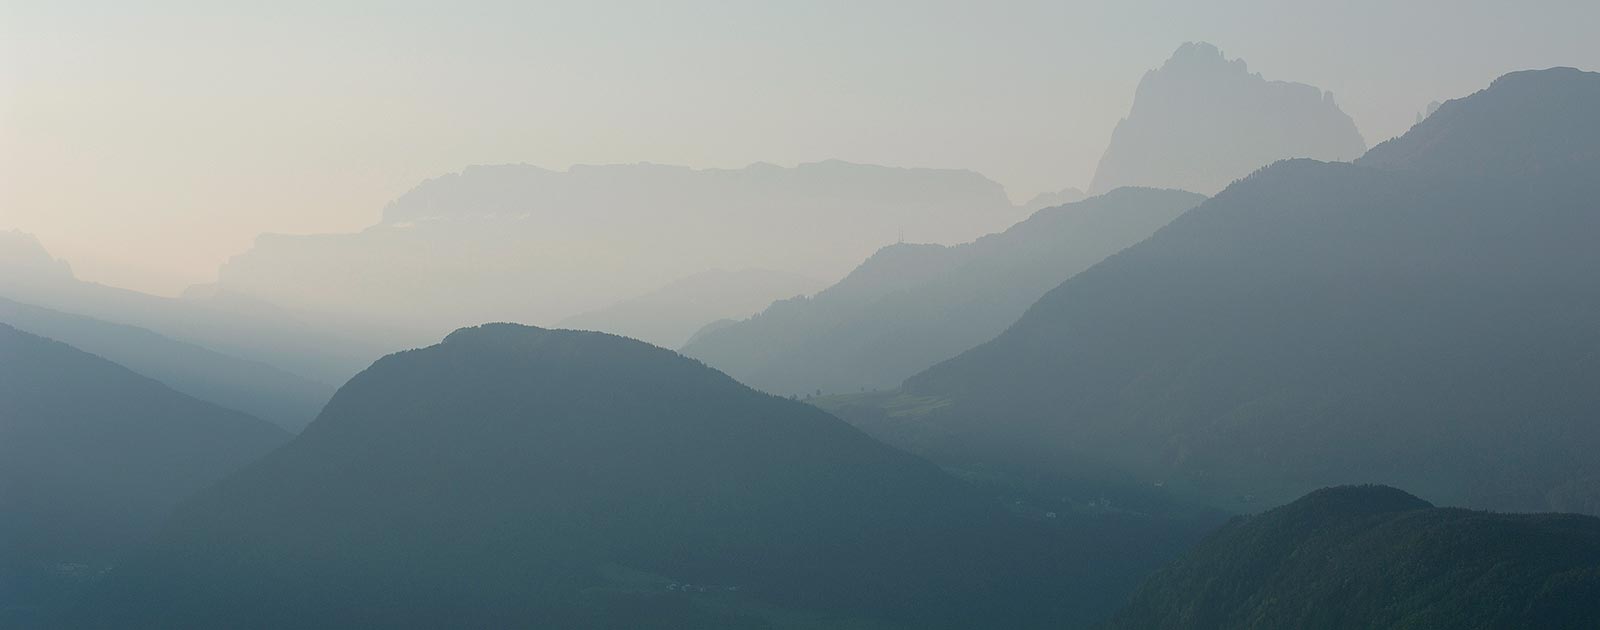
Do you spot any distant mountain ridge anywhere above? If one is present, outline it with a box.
[1108,485,1600,629]
[682,187,1204,395]
[1,325,289,626]
[557,268,821,349]
[211,160,1030,334]
[0,231,73,283]
[0,296,334,432]
[835,66,1600,516]
[1359,67,1600,184]
[0,231,394,384]
[1089,42,1366,195]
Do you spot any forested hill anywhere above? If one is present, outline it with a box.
[1108,485,1600,629]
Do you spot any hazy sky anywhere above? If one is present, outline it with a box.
[5,0,1599,295]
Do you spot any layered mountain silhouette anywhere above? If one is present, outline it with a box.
[0,231,74,283]
[0,231,391,384]
[0,296,334,432]
[1108,485,1600,629]
[834,67,1600,515]
[557,268,821,349]
[683,187,1204,395]
[0,325,289,625]
[1089,42,1366,195]
[210,161,1028,334]
[78,324,1213,629]
[1359,67,1600,184]
[1020,187,1087,212]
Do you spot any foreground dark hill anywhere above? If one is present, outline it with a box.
[1108,485,1600,629]
[0,296,334,432]
[0,325,289,625]
[81,324,1209,629]
[1089,42,1365,195]
[683,188,1203,396]
[836,68,1600,515]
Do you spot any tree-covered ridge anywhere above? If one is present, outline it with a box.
[1108,485,1600,629]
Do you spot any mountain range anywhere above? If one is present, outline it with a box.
[209,161,1033,334]
[557,268,822,349]
[0,231,393,385]
[683,187,1204,395]
[0,296,333,432]
[828,67,1600,515]
[1089,42,1367,195]
[0,325,289,626]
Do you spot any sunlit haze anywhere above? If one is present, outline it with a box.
[5,0,1598,294]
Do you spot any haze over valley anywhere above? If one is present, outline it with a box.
[5,3,1600,628]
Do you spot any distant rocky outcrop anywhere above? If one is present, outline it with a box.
[1020,187,1087,212]
[847,67,1600,516]
[212,161,1026,333]
[1089,42,1366,195]
[0,230,73,284]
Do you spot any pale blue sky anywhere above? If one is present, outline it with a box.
[5,0,1598,293]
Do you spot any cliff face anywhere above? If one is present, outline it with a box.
[1089,42,1366,195]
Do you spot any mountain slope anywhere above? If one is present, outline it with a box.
[1108,485,1600,629]
[848,67,1600,515]
[213,160,1028,333]
[0,325,289,625]
[557,268,821,348]
[1358,66,1600,184]
[0,231,394,384]
[1089,42,1365,195]
[79,324,1208,629]
[0,296,334,431]
[683,187,1204,395]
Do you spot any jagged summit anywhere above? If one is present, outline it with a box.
[1089,42,1366,195]
[887,68,1600,515]
[1161,41,1247,73]
[0,229,74,283]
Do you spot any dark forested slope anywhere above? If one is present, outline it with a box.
[0,325,289,625]
[1108,485,1600,629]
[79,324,1207,629]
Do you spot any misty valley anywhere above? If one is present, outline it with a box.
[4,16,1600,630]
